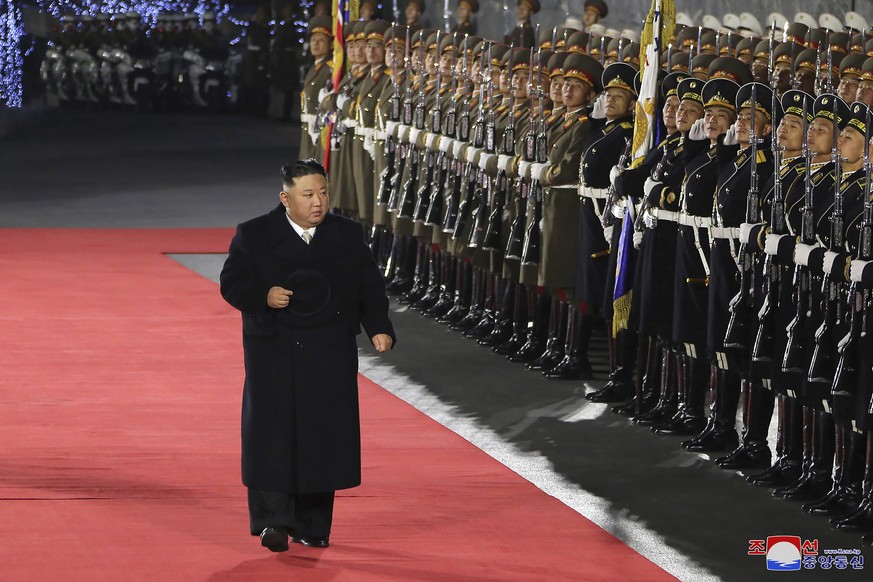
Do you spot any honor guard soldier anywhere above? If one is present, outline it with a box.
[327,21,368,217]
[582,0,608,34]
[404,0,426,34]
[506,0,538,49]
[299,16,333,160]
[762,93,849,503]
[240,5,271,116]
[614,71,690,422]
[520,53,601,375]
[792,48,818,96]
[453,0,478,36]
[742,89,813,489]
[857,58,873,107]
[270,3,305,120]
[351,20,392,228]
[837,53,865,105]
[576,60,636,394]
[706,81,777,467]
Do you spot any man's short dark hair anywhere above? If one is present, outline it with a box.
[281,159,327,189]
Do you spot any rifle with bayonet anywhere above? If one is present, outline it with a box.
[425,33,458,226]
[832,110,872,397]
[413,31,442,223]
[500,46,530,257]
[377,24,402,207]
[782,97,816,373]
[808,97,845,382]
[467,44,505,248]
[397,33,428,219]
[752,63,787,362]
[724,82,763,349]
[444,39,480,234]
[387,25,414,212]
[521,43,547,266]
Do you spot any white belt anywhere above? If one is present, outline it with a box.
[550,184,578,190]
[678,214,712,228]
[343,118,358,129]
[355,127,374,138]
[301,113,316,124]
[710,226,741,240]
[375,130,387,141]
[247,45,263,51]
[650,209,679,223]
[579,185,609,199]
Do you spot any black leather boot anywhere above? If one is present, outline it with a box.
[749,394,804,487]
[412,246,441,311]
[635,343,677,426]
[494,283,530,355]
[480,279,514,347]
[465,274,500,339]
[427,254,456,319]
[386,235,415,295]
[612,332,654,415]
[682,368,741,453]
[804,426,864,516]
[653,353,706,436]
[452,267,484,331]
[401,241,428,304]
[717,381,774,470]
[589,329,636,403]
[527,297,566,370]
[543,306,593,380]
[441,258,472,325]
[508,290,549,363]
[776,410,835,501]
[832,432,873,532]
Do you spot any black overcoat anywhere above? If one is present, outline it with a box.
[220,207,395,494]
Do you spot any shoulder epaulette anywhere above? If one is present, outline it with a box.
[756,150,767,164]
[620,121,634,130]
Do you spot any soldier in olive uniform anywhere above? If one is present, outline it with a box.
[299,16,333,160]
[505,0,538,49]
[453,0,478,36]
[351,20,393,228]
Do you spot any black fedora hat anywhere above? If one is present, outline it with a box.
[284,269,332,317]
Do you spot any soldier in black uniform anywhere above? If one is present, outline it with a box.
[270,3,304,120]
[505,0,538,49]
[572,61,636,389]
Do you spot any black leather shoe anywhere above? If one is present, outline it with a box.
[746,459,803,488]
[291,536,330,548]
[260,527,289,552]
[651,412,705,436]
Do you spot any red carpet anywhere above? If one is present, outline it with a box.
[0,229,675,581]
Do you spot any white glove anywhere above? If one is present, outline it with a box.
[336,93,348,110]
[823,250,839,275]
[424,132,438,150]
[385,120,397,137]
[309,127,319,146]
[497,154,512,172]
[317,87,330,106]
[478,152,496,170]
[364,134,376,159]
[465,146,481,164]
[342,117,356,129]
[723,122,739,146]
[518,160,532,179]
[609,165,621,188]
[603,225,614,243]
[689,118,707,141]
[438,136,453,153]
[397,123,411,142]
[591,93,606,119]
[375,130,387,141]
[530,162,550,182]
[451,140,465,158]
[643,177,661,199]
[633,230,644,249]
[643,211,656,229]
[850,259,870,283]
[794,242,815,266]
[764,233,786,256]
[739,222,763,246]
[409,127,421,145]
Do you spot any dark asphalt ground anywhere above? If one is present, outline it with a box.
[2,106,869,581]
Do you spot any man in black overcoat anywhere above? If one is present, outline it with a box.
[220,159,396,552]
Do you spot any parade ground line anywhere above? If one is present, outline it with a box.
[0,229,675,581]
